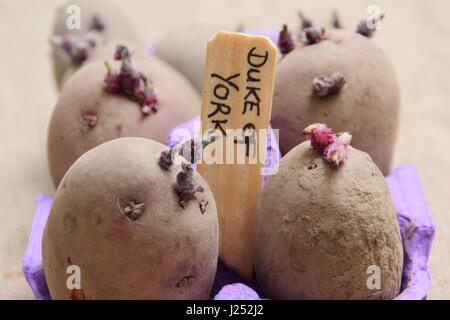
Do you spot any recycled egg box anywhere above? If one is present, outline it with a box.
[23,117,434,300]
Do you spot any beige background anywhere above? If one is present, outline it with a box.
[0,0,448,299]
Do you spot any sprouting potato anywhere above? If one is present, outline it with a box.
[43,137,219,299]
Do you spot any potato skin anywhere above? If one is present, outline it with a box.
[48,55,200,187]
[271,29,400,175]
[253,141,403,300]
[52,0,140,88]
[43,137,218,300]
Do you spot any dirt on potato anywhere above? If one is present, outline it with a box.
[253,141,403,300]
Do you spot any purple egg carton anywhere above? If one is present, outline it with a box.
[23,117,434,300]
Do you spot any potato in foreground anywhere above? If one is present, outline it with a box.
[43,137,218,299]
[253,124,403,299]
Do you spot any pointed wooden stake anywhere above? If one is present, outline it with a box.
[197,32,277,279]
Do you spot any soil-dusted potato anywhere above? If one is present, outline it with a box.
[48,46,200,188]
[253,125,403,300]
[43,137,218,299]
[52,0,140,88]
[155,22,231,92]
[272,26,400,175]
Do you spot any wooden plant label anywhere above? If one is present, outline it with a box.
[197,32,277,278]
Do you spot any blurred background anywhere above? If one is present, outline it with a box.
[0,0,449,299]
